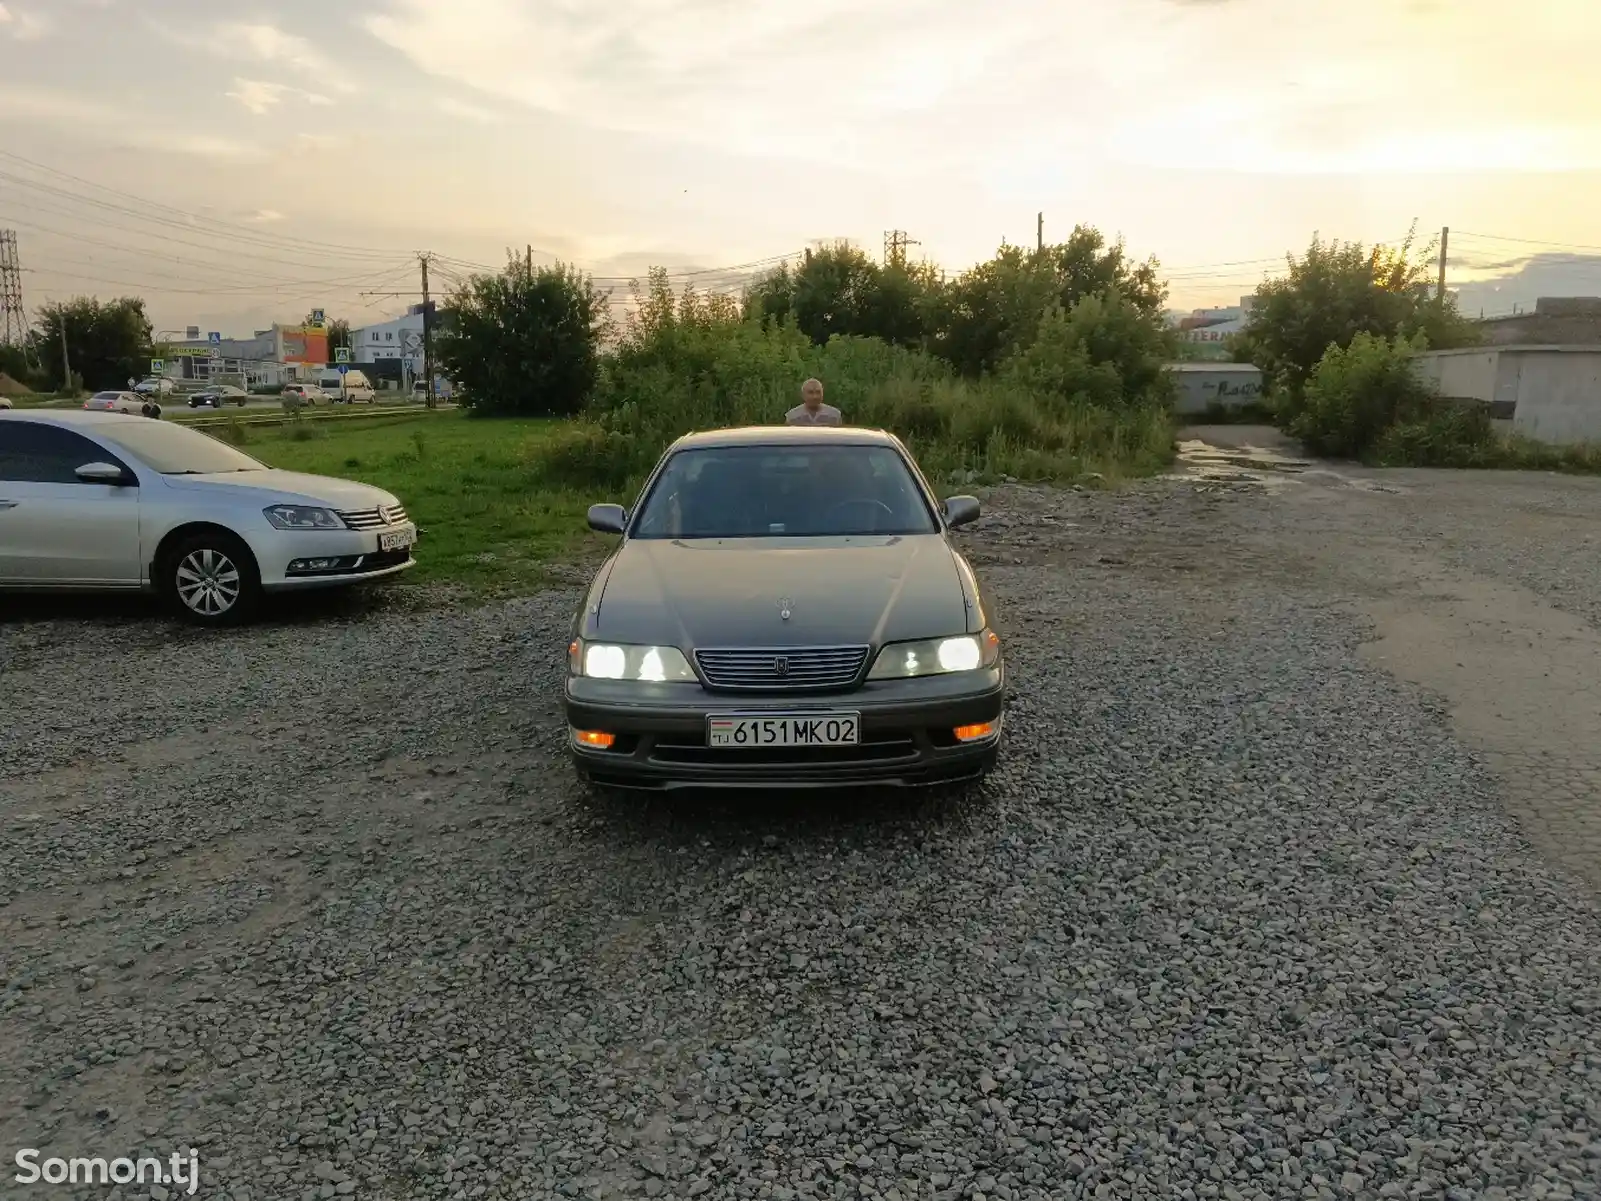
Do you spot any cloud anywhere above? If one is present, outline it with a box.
[156,20,356,95]
[226,78,335,115]
[438,97,504,125]
[360,0,1601,177]
[0,85,266,160]
[0,2,51,39]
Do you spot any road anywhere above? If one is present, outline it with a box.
[1,440,1598,1201]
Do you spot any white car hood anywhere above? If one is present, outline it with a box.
[159,468,400,510]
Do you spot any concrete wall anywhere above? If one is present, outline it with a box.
[1165,364,1264,415]
[1414,346,1601,443]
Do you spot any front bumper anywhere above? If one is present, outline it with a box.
[564,665,1005,790]
[248,522,419,591]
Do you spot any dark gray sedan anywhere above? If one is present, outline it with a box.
[563,425,1005,790]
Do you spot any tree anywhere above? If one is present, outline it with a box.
[435,257,611,417]
[745,243,935,350]
[1234,228,1479,415]
[326,319,351,356]
[32,297,153,392]
[930,226,1166,378]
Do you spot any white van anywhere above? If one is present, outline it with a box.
[316,369,376,403]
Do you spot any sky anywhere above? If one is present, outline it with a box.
[2,0,1601,334]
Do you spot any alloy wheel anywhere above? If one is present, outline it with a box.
[175,548,241,617]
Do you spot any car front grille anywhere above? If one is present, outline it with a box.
[337,504,408,530]
[694,645,870,690]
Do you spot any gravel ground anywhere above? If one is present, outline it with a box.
[1,465,1599,1201]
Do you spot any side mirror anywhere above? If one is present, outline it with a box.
[943,495,980,529]
[76,462,131,485]
[587,503,627,534]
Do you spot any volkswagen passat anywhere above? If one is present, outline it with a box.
[0,410,417,625]
[564,426,1005,790]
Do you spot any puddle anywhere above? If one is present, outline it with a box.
[1168,439,1312,489]
[1167,439,1409,495]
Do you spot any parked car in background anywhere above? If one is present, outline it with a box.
[0,398,11,410]
[564,425,1005,792]
[316,369,376,403]
[281,383,328,406]
[134,378,175,398]
[188,385,249,408]
[0,410,418,625]
[85,391,160,418]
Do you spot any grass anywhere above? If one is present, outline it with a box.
[238,410,602,594]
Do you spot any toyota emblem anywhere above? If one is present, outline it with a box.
[773,656,790,677]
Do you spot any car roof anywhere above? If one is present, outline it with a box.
[0,409,150,428]
[668,425,900,451]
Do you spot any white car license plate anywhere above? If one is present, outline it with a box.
[707,712,860,748]
[379,526,415,552]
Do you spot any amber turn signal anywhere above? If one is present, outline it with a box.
[953,720,999,743]
[572,729,616,749]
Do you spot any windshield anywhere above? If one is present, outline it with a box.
[632,443,938,539]
[94,421,267,475]
[92,392,120,400]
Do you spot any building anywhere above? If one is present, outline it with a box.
[1172,295,1258,346]
[1165,363,1265,415]
[1413,344,1601,444]
[1475,296,1601,347]
[155,325,330,386]
[352,305,427,377]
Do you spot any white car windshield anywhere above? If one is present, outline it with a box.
[632,444,939,539]
[94,422,268,475]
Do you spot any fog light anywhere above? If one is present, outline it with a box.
[289,556,344,572]
[572,728,616,750]
[953,720,1000,743]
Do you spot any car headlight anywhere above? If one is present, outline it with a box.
[570,640,697,682]
[867,629,1001,679]
[263,505,346,531]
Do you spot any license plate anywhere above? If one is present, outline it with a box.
[379,527,414,552]
[707,712,860,748]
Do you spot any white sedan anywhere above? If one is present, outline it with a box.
[84,390,155,415]
[0,410,418,625]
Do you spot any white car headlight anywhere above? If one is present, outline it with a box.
[571,641,696,682]
[867,629,1001,679]
[264,505,346,531]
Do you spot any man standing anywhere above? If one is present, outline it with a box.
[785,378,842,426]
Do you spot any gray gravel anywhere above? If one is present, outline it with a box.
[1,473,1599,1201]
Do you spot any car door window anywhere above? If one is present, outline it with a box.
[0,423,131,484]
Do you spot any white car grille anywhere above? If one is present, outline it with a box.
[337,504,408,530]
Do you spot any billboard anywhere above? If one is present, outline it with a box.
[280,326,330,365]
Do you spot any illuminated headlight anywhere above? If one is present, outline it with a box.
[867,629,1000,679]
[572,641,696,682]
[264,504,345,531]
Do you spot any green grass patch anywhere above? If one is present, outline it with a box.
[241,410,604,594]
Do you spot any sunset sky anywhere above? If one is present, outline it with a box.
[2,0,1599,332]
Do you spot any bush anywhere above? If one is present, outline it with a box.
[1370,405,1497,467]
[522,274,1176,493]
[1000,288,1175,415]
[1292,331,1448,459]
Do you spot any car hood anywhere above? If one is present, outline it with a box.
[591,535,970,649]
[159,468,399,510]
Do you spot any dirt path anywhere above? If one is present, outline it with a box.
[1172,426,1601,894]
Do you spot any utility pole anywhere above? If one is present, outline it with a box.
[419,252,434,409]
[1037,212,1044,254]
[59,319,71,392]
[1437,226,1449,305]
[526,244,532,276]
